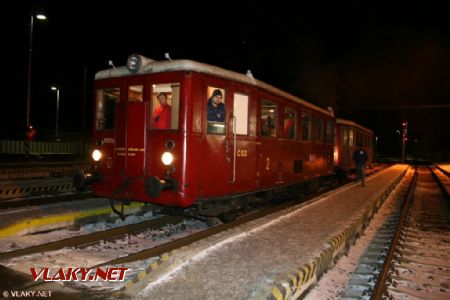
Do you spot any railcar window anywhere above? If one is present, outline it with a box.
[349,129,354,146]
[301,113,311,141]
[151,83,180,130]
[315,118,323,142]
[233,93,249,135]
[128,85,143,102]
[284,107,296,139]
[356,132,361,146]
[95,88,119,130]
[325,121,333,143]
[206,86,226,134]
[260,99,278,137]
[343,127,348,146]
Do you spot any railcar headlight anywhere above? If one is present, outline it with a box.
[92,149,102,162]
[161,152,173,166]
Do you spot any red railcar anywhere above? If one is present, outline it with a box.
[75,55,336,218]
[334,118,373,171]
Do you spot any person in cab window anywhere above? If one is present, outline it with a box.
[207,89,225,122]
[152,92,171,129]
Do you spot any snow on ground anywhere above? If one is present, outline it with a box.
[1,219,208,292]
[0,203,159,253]
[437,163,450,173]
[304,168,412,300]
[135,166,407,300]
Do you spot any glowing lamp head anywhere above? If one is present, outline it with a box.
[161,152,173,166]
[92,149,102,162]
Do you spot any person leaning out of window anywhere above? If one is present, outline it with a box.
[207,89,225,122]
[152,92,171,129]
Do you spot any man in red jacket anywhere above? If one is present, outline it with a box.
[152,92,171,129]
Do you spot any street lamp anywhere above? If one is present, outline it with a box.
[51,86,60,141]
[26,10,47,131]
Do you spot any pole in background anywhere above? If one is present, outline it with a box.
[81,66,87,156]
[26,10,46,156]
[51,86,60,141]
[402,122,408,162]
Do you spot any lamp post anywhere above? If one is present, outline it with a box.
[51,86,60,141]
[402,122,408,162]
[26,10,46,130]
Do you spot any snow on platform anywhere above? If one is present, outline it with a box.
[437,163,450,173]
[123,165,408,300]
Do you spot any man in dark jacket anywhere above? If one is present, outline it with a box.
[207,89,225,122]
[353,144,368,186]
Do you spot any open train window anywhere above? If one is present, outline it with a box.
[206,86,226,134]
[301,113,311,141]
[95,88,119,130]
[284,107,296,139]
[260,99,278,137]
[150,83,180,130]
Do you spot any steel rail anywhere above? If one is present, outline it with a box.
[0,215,184,261]
[371,166,418,300]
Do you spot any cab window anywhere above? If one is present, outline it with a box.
[95,88,119,130]
[233,93,249,135]
[151,83,180,130]
[206,86,226,134]
[260,99,278,137]
[128,85,143,102]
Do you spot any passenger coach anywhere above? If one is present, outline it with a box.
[334,118,373,172]
[75,54,335,219]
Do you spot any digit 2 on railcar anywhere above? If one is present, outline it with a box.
[74,54,336,220]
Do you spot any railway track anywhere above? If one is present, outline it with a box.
[0,190,93,209]
[341,166,450,299]
[0,215,186,261]
[0,164,391,297]
[0,161,89,180]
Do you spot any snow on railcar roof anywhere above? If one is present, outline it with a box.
[336,118,373,134]
[95,55,333,116]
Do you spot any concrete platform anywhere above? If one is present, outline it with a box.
[0,197,146,237]
[121,164,408,300]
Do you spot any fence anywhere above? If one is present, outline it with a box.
[0,140,82,155]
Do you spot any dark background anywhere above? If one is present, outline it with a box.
[3,0,450,160]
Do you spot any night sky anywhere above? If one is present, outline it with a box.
[3,1,450,159]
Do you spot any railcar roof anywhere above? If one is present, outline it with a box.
[336,118,373,134]
[95,59,333,117]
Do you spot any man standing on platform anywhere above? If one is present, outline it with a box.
[353,143,368,186]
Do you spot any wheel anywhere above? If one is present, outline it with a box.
[219,211,238,223]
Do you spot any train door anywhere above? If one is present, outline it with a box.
[227,92,251,189]
[115,78,146,177]
[202,86,231,196]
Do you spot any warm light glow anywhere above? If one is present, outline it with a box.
[51,86,57,90]
[36,14,47,20]
[333,146,339,165]
[92,149,102,161]
[161,152,174,166]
